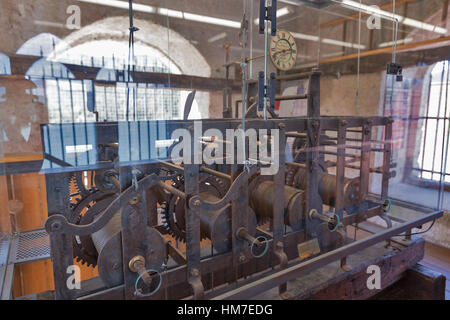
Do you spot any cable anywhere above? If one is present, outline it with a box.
[241,0,249,172]
[391,219,436,237]
[355,0,362,116]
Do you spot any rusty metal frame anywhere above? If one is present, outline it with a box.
[38,114,417,300]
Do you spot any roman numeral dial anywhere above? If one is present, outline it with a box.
[270,29,298,71]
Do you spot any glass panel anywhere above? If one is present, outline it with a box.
[0,0,448,299]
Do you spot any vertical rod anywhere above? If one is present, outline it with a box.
[438,61,449,209]
[381,121,393,199]
[355,0,362,115]
[263,0,270,120]
[249,0,254,78]
[430,62,446,181]
[359,123,371,202]
[335,122,347,219]
[241,0,248,169]
[420,73,434,178]
[68,79,78,167]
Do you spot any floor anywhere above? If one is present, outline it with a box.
[421,242,450,300]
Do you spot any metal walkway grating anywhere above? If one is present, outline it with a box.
[0,237,9,267]
[9,229,50,265]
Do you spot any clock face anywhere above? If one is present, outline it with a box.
[270,30,297,71]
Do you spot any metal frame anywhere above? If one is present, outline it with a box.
[35,112,428,300]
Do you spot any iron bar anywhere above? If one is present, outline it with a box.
[212,210,443,300]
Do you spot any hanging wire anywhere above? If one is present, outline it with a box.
[249,0,254,78]
[165,5,172,121]
[355,0,362,116]
[263,0,270,120]
[391,0,398,64]
[387,0,400,117]
[241,0,249,172]
[126,0,138,121]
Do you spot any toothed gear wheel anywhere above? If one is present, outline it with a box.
[70,170,170,267]
[70,189,110,267]
[69,167,177,266]
[162,174,228,242]
[71,171,90,198]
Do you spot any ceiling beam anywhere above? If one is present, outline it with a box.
[7,54,242,92]
[319,0,417,29]
[318,36,450,64]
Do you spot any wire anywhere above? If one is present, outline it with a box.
[355,0,362,116]
[392,219,436,237]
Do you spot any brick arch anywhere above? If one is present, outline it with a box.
[52,16,211,118]
[52,16,211,78]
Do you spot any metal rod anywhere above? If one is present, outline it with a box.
[211,210,443,300]
[431,62,446,181]
[263,0,270,120]
[158,160,184,173]
[157,181,186,200]
[419,72,434,178]
[200,166,232,181]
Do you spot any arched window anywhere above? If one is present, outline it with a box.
[380,60,450,209]
[52,39,201,121]
[413,61,449,186]
[16,33,69,57]
[24,58,94,124]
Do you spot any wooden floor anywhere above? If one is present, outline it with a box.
[421,242,450,300]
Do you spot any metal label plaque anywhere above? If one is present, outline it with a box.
[297,238,321,260]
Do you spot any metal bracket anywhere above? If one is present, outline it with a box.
[259,0,277,35]
[387,62,403,82]
[258,71,276,112]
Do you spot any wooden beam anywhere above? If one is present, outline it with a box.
[8,54,241,92]
[255,237,425,300]
[0,153,43,164]
[372,263,446,300]
[319,36,450,64]
[284,41,449,76]
[319,0,417,29]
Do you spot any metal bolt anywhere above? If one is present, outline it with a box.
[190,268,199,277]
[239,254,246,263]
[278,122,285,130]
[51,221,61,231]
[129,255,152,285]
[192,198,201,207]
[129,195,140,205]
